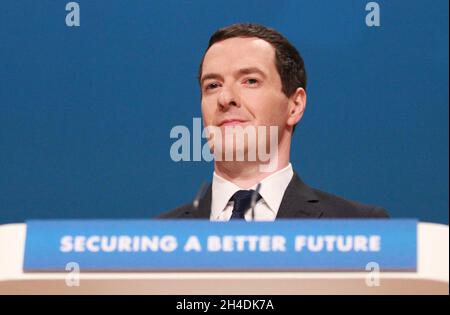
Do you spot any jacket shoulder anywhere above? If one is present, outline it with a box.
[156,204,194,219]
[312,188,389,218]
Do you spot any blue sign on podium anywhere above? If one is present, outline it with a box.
[24,219,417,272]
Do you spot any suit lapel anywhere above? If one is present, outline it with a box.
[276,173,323,219]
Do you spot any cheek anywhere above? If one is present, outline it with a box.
[245,91,289,125]
[201,100,214,125]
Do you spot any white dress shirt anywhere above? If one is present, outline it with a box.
[210,163,294,221]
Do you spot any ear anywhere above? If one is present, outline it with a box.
[286,87,306,127]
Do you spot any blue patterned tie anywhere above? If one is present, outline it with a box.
[230,190,262,220]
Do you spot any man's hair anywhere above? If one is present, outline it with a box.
[198,23,307,97]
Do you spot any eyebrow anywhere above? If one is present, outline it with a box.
[237,67,267,78]
[200,73,223,86]
[200,67,267,85]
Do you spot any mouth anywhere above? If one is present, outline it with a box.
[218,119,248,127]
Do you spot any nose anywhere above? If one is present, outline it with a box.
[217,85,239,111]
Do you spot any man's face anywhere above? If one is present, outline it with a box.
[200,37,292,158]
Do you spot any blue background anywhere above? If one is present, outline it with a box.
[0,0,448,224]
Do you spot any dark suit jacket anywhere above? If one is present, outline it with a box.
[158,173,389,219]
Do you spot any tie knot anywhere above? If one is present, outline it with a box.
[230,190,262,220]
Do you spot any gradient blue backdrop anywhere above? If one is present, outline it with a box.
[0,0,448,224]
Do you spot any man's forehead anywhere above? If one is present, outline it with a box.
[202,37,276,74]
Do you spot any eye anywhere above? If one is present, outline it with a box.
[244,78,260,86]
[205,82,220,91]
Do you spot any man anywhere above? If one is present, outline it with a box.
[159,23,388,220]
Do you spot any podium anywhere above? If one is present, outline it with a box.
[0,222,448,295]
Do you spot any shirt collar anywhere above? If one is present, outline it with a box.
[211,163,294,219]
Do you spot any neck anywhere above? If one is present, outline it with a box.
[214,137,291,189]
